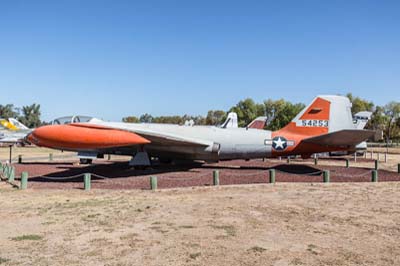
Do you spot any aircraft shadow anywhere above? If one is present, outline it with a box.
[27,161,205,183]
[204,164,322,175]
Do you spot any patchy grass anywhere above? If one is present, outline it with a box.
[211,224,236,237]
[87,213,101,219]
[0,257,10,264]
[189,252,201,260]
[11,234,43,241]
[291,258,304,265]
[149,226,168,234]
[179,225,196,229]
[120,233,139,240]
[307,244,319,255]
[248,246,267,253]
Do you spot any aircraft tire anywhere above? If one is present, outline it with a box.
[80,158,93,164]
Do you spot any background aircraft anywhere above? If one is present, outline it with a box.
[0,118,31,144]
[351,111,373,153]
[27,95,375,166]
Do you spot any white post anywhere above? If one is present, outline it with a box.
[354,152,357,162]
[384,152,387,163]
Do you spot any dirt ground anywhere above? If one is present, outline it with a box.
[1,147,400,265]
[0,146,76,163]
[0,183,399,266]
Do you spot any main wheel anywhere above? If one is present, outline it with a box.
[80,158,93,164]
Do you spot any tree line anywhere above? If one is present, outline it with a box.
[2,93,400,141]
[0,104,42,128]
[122,98,306,131]
[123,93,400,142]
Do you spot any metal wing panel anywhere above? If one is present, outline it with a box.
[83,122,212,147]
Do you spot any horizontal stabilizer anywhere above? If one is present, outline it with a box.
[302,129,375,147]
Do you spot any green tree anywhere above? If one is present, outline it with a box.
[229,98,264,127]
[182,114,206,125]
[19,104,41,128]
[369,106,387,131]
[346,93,374,115]
[193,115,206,125]
[206,110,226,125]
[383,101,400,141]
[139,113,153,123]
[122,116,140,123]
[152,116,184,124]
[0,104,19,119]
[264,99,305,131]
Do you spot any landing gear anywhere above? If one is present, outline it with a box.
[129,146,151,169]
[80,158,93,164]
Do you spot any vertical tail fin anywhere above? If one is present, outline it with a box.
[247,116,268,129]
[0,119,19,131]
[275,95,354,136]
[220,112,238,128]
[8,118,30,130]
[353,111,372,130]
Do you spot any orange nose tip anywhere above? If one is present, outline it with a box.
[26,133,35,144]
[30,124,150,150]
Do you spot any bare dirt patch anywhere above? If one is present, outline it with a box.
[0,183,399,265]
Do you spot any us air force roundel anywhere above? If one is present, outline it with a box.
[272,136,287,151]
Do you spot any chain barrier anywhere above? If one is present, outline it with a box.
[0,164,379,185]
[274,169,324,176]
[90,173,111,179]
[37,171,215,182]
[36,173,86,181]
[221,171,269,177]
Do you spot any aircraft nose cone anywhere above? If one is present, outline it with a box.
[28,126,53,144]
[25,126,51,146]
[28,124,150,150]
[25,132,37,145]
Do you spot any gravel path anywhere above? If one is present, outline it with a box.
[10,158,400,190]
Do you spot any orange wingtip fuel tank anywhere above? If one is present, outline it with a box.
[27,123,150,150]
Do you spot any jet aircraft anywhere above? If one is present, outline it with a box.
[0,118,31,143]
[27,95,375,166]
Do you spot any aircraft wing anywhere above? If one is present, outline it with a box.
[302,129,375,147]
[0,136,22,143]
[127,129,212,147]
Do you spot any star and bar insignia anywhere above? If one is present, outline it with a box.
[272,136,287,151]
[265,136,295,151]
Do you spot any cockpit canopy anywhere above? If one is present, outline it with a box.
[51,116,94,125]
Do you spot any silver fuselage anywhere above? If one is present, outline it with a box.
[93,121,273,161]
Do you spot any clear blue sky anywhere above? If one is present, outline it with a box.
[0,0,399,121]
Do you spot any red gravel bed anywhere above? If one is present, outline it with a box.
[11,159,400,190]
